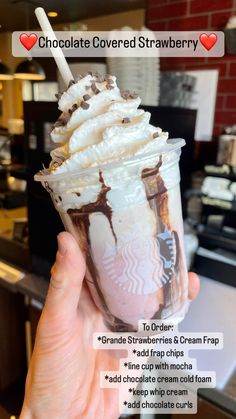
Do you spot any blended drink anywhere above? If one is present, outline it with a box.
[35,72,189,332]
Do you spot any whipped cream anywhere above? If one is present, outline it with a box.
[49,73,169,174]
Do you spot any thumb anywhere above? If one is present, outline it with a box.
[44,232,86,320]
[188,272,200,301]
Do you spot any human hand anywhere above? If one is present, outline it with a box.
[20,232,200,419]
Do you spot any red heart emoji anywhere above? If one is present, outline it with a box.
[199,33,217,51]
[19,33,38,51]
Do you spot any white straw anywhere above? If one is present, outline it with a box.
[35,7,74,86]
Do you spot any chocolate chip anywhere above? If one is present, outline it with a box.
[63,113,71,124]
[107,78,114,89]
[80,101,90,109]
[83,94,91,101]
[121,90,130,99]
[52,161,60,168]
[95,74,105,83]
[68,104,78,115]
[68,79,75,88]
[54,120,63,128]
[72,103,78,112]
[79,71,94,78]
[59,196,62,201]
[55,92,62,100]
[121,89,139,100]
[85,85,90,90]
[91,82,96,91]
[91,82,100,94]
[53,116,67,128]
[122,117,130,124]
[130,91,139,99]
[153,132,159,138]
[95,71,104,78]
[54,113,70,127]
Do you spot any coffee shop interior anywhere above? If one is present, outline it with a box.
[0,0,236,418]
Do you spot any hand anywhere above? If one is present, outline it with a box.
[20,232,200,419]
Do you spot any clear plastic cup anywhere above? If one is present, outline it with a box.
[35,138,189,332]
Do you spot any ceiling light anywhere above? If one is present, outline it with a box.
[0,62,14,80]
[14,59,45,80]
[47,11,58,17]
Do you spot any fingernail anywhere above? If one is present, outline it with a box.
[57,235,67,256]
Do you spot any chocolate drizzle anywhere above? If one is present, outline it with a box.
[141,157,163,178]
[67,171,137,331]
[67,170,116,244]
[141,157,180,319]
[141,157,170,230]
[44,181,53,193]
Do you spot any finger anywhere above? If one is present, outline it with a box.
[44,232,86,319]
[188,272,200,301]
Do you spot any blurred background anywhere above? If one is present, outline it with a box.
[0,0,236,418]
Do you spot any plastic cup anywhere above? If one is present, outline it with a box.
[35,138,189,332]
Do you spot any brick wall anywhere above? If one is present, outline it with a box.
[147,0,236,137]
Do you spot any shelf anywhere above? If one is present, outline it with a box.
[197,230,236,253]
[204,164,236,180]
[0,236,30,270]
[8,164,29,181]
[201,196,236,212]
